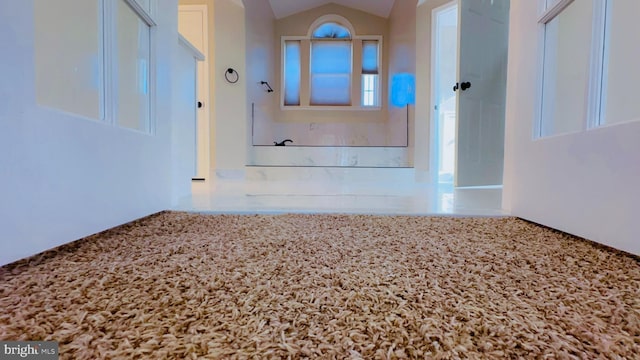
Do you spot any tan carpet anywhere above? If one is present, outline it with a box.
[1,212,639,359]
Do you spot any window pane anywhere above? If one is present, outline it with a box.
[117,0,151,132]
[311,42,351,74]
[362,74,379,107]
[310,74,351,105]
[540,0,593,137]
[362,40,378,74]
[601,0,640,125]
[310,41,351,105]
[283,41,301,106]
[34,0,102,120]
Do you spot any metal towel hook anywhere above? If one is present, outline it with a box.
[225,68,239,83]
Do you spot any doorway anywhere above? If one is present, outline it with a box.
[432,1,458,184]
[430,0,510,187]
[178,5,211,180]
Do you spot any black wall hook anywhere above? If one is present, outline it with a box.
[260,81,273,92]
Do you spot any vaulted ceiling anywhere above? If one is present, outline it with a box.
[267,0,397,19]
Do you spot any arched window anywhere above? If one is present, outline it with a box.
[282,15,381,108]
[312,22,351,39]
[310,22,352,105]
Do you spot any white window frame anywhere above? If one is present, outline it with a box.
[535,0,608,138]
[125,0,157,26]
[280,35,307,110]
[103,0,157,134]
[280,15,383,111]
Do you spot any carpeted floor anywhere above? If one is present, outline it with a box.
[0,212,639,359]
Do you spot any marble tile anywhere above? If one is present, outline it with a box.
[173,169,505,217]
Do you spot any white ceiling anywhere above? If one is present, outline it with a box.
[267,0,397,19]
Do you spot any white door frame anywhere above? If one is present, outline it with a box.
[178,5,210,180]
[430,0,458,184]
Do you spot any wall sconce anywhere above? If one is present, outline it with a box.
[260,81,273,92]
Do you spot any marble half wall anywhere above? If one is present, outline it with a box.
[251,103,410,147]
[247,146,411,167]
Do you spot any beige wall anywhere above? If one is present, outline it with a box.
[244,0,276,145]
[388,0,417,156]
[275,3,388,36]
[213,0,246,172]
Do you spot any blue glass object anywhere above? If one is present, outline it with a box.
[391,73,415,107]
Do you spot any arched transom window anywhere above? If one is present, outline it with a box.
[312,22,351,39]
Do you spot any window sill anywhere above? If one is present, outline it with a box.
[280,105,382,111]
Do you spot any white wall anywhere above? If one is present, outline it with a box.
[0,0,183,265]
[213,0,247,176]
[503,1,640,255]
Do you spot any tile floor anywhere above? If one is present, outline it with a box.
[174,174,505,216]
